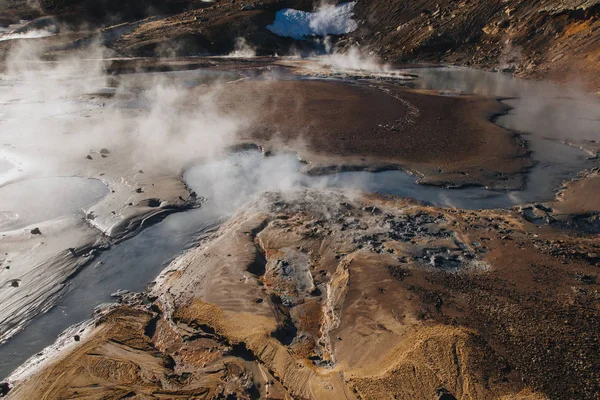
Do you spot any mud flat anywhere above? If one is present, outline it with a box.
[213,78,532,190]
[0,216,105,345]
[0,62,200,347]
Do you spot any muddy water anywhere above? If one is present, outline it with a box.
[0,177,108,232]
[1,67,597,380]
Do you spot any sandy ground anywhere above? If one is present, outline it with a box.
[7,189,599,399]
[553,170,600,215]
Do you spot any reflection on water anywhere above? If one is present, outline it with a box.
[0,144,593,378]
[110,69,242,89]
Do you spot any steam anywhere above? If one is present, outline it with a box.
[0,29,55,42]
[403,67,600,147]
[317,45,389,72]
[227,37,256,58]
[0,39,246,178]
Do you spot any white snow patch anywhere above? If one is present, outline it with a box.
[267,2,358,39]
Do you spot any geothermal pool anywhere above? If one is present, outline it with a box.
[0,65,598,380]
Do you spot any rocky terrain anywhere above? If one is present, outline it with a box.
[4,0,600,88]
[6,189,600,399]
[0,1,599,399]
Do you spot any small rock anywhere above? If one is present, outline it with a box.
[74,335,81,342]
[99,148,110,154]
[86,155,93,160]
[111,289,131,297]
[575,274,597,285]
[30,227,42,235]
[0,381,11,396]
[437,387,457,400]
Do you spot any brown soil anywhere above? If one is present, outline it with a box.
[1,2,600,398]
[8,190,599,399]
[554,170,600,215]
[6,0,600,89]
[346,0,600,91]
[212,79,531,188]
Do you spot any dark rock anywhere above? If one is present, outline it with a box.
[436,387,457,400]
[30,227,42,235]
[0,381,11,396]
[147,198,161,208]
[387,265,409,281]
[575,274,597,285]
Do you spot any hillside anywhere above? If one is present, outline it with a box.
[2,0,600,88]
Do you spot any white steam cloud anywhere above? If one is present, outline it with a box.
[0,29,55,42]
[227,37,256,58]
[0,39,246,179]
[317,45,389,72]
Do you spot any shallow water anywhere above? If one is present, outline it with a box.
[0,177,108,232]
[0,207,218,379]
[0,67,597,380]
[111,69,242,89]
[184,148,591,212]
